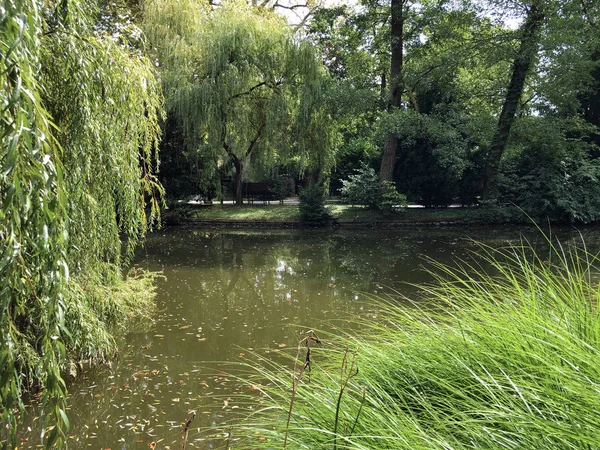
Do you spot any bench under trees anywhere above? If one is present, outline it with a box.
[222,182,283,204]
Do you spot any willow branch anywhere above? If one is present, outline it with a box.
[246,122,266,158]
[272,2,310,10]
[229,81,268,100]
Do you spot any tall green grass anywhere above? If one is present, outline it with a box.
[225,235,600,449]
[11,266,158,391]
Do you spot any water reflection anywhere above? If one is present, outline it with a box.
[18,227,600,449]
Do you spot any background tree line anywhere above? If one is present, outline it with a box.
[155,0,600,223]
[306,0,599,220]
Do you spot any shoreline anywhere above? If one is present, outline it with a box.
[172,217,600,230]
[166,203,600,229]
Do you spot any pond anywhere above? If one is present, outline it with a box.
[18,226,600,449]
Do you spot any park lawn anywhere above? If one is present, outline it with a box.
[189,204,300,221]
[188,203,493,224]
[329,204,477,223]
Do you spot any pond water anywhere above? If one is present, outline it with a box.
[17,227,600,449]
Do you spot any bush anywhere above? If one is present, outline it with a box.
[340,165,407,212]
[299,183,330,226]
[339,163,380,208]
[496,117,600,223]
[380,181,407,213]
[384,108,470,207]
[267,175,294,202]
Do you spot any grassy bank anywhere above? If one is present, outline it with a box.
[224,236,600,449]
[173,203,530,226]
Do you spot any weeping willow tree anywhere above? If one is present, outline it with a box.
[145,0,335,205]
[1,0,163,446]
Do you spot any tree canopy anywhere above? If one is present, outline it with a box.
[145,0,336,204]
[302,0,600,220]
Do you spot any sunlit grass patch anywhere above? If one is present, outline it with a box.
[221,234,600,449]
[187,203,525,225]
[191,205,300,221]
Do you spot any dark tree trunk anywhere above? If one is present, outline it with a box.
[481,0,545,199]
[233,157,243,206]
[380,0,404,183]
[223,124,264,206]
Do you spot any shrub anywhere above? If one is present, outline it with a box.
[384,108,470,207]
[267,175,294,202]
[496,117,600,223]
[380,181,407,213]
[339,163,380,209]
[340,166,407,212]
[299,183,330,226]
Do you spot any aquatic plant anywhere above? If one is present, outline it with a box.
[224,234,600,449]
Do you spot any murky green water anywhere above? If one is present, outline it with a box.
[18,227,600,449]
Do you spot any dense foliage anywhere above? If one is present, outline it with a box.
[305,0,600,221]
[339,163,381,209]
[0,0,163,445]
[146,0,600,222]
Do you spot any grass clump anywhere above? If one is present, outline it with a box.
[226,235,600,449]
[10,265,158,391]
[60,265,158,370]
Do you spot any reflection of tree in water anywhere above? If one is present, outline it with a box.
[138,228,560,359]
[21,228,597,450]
[142,230,475,314]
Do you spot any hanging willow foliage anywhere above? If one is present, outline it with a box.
[1,0,68,446]
[1,0,163,446]
[144,0,336,203]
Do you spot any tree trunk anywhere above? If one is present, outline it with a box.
[481,0,545,199]
[380,0,404,183]
[233,157,243,206]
